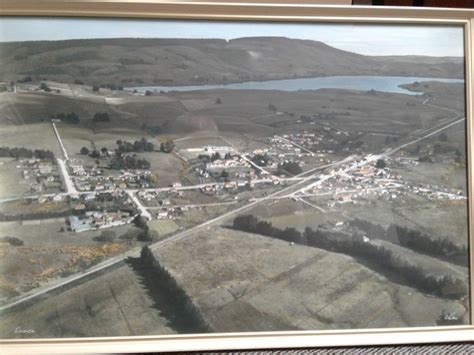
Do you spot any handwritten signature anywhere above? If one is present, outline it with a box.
[14,327,35,334]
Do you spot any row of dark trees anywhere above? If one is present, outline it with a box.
[92,112,111,122]
[80,146,109,157]
[0,146,55,162]
[198,152,233,162]
[109,154,151,170]
[139,246,213,332]
[92,84,124,92]
[232,215,467,299]
[0,209,72,222]
[18,76,33,83]
[116,138,154,153]
[349,218,468,266]
[390,225,468,265]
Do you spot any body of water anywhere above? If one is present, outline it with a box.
[126,75,463,95]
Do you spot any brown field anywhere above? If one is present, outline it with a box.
[0,220,141,301]
[148,219,179,238]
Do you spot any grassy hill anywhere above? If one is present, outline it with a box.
[0,37,464,86]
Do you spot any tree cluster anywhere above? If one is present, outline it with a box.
[251,154,271,167]
[40,82,51,92]
[0,146,55,161]
[278,161,302,176]
[375,159,386,169]
[160,140,175,153]
[133,215,157,242]
[53,112,80,124]
[0,236,24,246]
[18,76,32,83]
[100,83,124,91]
[232,215,467,299]
[92,112,111,122]
[116,137,154,153]
[109,154,151,170]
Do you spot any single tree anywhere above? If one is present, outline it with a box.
[40,82,51,92]
[220,170,229,179]
[376,159,387,169]
[90,149,101,158]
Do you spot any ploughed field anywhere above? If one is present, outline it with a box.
[151,228,466,331]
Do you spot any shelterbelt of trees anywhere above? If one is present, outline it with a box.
[0,146,55,162]
[349,219,468,266]
[232,215,467,299]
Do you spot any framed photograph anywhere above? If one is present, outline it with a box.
[0,1,473,353]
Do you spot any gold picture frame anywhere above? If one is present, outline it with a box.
[0,1,473,353]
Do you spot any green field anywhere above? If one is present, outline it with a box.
[148,219,179,237]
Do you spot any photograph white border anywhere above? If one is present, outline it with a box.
[0,1,473,353]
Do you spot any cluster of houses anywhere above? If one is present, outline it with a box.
[17,159,61,193]
[137,190,177,205]
[69,210,135,232]
[205,155,249,170]
[69,159,151,191]
[153,207,183,220]
[305,157,464,209]
[262,133,336,166]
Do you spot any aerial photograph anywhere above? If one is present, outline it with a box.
[0,19,469,338]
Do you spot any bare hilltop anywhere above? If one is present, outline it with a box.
[0,37,464,86]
